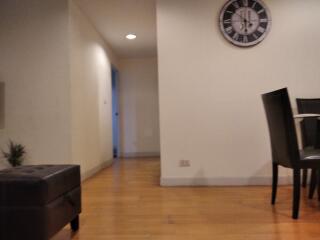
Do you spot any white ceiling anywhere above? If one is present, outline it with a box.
[75,0,157,58]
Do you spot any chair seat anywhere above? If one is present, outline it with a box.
[300,148,320,168]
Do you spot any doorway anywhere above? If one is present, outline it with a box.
[111,67,120,158]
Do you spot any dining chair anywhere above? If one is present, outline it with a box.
[262,88,320,219]
[296,98,320,195]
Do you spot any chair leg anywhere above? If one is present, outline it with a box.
[271,163,278,205]
[317,170,320,201]
[302,169,308,188]
[293,169,301,219]
[70,215,79,231]
[309,169,317,199]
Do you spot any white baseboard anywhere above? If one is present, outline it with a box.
[160,176,292,186]
[120,152,160,158]
[81,158,113,181]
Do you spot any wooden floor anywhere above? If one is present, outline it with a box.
[53,158,320,240]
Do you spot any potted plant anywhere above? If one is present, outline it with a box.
[2,140,26,167]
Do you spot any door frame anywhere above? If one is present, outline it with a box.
[111,66,120,158]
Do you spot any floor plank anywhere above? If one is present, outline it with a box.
[52,158,320,240]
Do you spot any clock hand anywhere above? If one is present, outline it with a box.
[234,12,246,21]
[244,19,248,33]
[232,11,248,32]
[242,9,249,33]
[247,9,253,28]
[241,7,250,31]
[233,7,259,24]
[234,11,250,32]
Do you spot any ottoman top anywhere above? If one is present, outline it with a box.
[0,165,80,206]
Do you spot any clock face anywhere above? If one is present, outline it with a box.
[219,0,271,47]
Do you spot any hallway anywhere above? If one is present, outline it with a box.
[53,158,320,240]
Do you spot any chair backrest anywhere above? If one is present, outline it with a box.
[296,98,320,148]
[262,88,300,168]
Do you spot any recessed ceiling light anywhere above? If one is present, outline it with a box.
[126,34,137,40]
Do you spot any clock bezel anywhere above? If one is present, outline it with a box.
[219,0,272,47]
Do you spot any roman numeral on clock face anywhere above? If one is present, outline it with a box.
[257,26,265,33]
[226,26,233,34]
[232,2,240,9]
[243,35,248,43]
[242,0,248,7]
[252,1,257,9]
[232,32,239,41]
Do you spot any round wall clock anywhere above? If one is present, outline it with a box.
[219,0,271,47]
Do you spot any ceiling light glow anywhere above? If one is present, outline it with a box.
[126,34,137,40]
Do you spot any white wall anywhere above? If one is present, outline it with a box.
[119,58,160,157]
[0,0,72,169]
[157,0,320,185]
[0,0,117,178]
[69,1,116,176]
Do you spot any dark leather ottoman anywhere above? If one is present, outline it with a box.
[0,165,81,240]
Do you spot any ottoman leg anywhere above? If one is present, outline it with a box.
[70,215,79,231]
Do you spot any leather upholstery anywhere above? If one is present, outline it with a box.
[262,88,300,168]
[300,147,320,160]
[0,165,81,240]
[0,165,80,206]
[296,98,320,148]
[262,88,320,219]
[262,88,320,169]
[299,148,320,168]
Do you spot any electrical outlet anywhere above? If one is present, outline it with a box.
[179,159,190,167]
